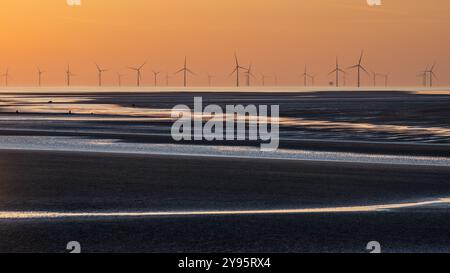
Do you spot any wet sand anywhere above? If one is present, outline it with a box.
[1,90,450,253]
[0,150,449,252]
[2,90,450,144]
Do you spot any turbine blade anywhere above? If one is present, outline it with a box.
[229,68,237,77]
[361,66,369,74]
[175,68,185,74]
[430,62,436,71]
[139,61,147,70]
[359,51,364,64]
[431,71,438,79]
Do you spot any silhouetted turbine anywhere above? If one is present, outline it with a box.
[165,72,171,86]
[301,65,313,87]
[244,63,256,87]
[371,71,382,87]
[230,53,247,87]
[418,66,428,86]
[347,51,369,87]
[426,63,438,87]
[117,73,125,87]
[37,67,44,87]
[310,74,316,86]
[382,73,390,87]
[175,57,195,87]
[207,73,215,87]
[260,73,269,86]
[1,68,9,87]
[128,61,147,87]
[152,71,161,87]
[329,57,344,87]
[95,63,108,87]
[66,65,76,87]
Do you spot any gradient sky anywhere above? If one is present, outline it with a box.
[0,0,449,87]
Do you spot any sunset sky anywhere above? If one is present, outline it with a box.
[0,0,449,87]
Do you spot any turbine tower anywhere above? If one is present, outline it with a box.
[329,57,345,87]
[1,68,9,87]
[343,70,347,86]
[260,73,269,86]
[66,65,75,87]
[152,71,161,87]
[244,63,255,87]
[207,73,214,86]
[117,73,125,87]
[371,71,381,87]
[426,63,437,87]
[175,57,195,87]
[301,65,313,87]
[418,66,428,86]
[128,61,147,87]
[165,72,171,86]
[37,67,44,87]
[95,63,108,87]
[348,51,369,87]
[230,53,247,87]
[310,74,316,86]
[382,73,390,87]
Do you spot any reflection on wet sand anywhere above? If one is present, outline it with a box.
[0,95,174,117]
[0,198,449,220]
[279,118,450,138]
[0,136,449,166]
[2,92,450,140]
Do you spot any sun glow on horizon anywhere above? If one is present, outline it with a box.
[0,0,449,87]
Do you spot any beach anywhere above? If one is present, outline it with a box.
[0,90,449,252]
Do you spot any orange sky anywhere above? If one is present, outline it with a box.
[0,0,449,87]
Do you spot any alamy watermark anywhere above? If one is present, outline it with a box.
[171,97,280,151]
[66,0,81,6]
[367,0,382,6]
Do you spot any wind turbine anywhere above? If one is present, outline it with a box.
[260,73,269,86]
[273,73,279,86]
[371,71,381,87]
[175,57,195,87]
[230,53,247,87]
[95,63,108,87]
[310,74,316,86]
[152,71,161,87]
[1,68,9,87]
[165,72,171,86]
[348,51,369,87]
[427,63,437,87]
[37,67,44,87]
[329,57,345,87]
[66,65,75,87]
[301,65,313,87]
[207,73,215,86]
[128,61,147,87]
[244,62,255,86]
[117,73,125,87]
[382,73,390,87]
[418,66,428,86]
